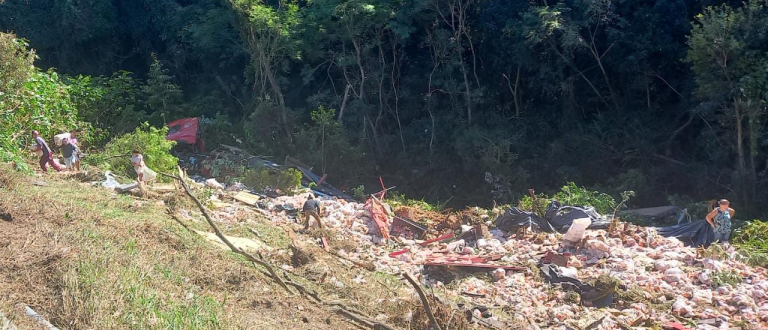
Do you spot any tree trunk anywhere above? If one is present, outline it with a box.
[547,39,609,109]
[459,52,472,125]
[391,40,406,153]
[734,98,746,174]
[338,84,351,121]
[747,103,759,199]
[262,57,291,139]
[589,41,619,110]
[350,37,366,103]
[503,67,522,118]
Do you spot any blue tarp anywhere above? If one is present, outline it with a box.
[654,219,715,247]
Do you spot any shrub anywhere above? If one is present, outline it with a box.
[1,32,93,171]
[351,185,366,200]
[553,182,616,214]
[90,123,177,180]
[386,191,444,212]
[517,182,619,215]
[243,167,302,194]
[732,220,768,267]
[732,220,768,250]
[66,72,147,147]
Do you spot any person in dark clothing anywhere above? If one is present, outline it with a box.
[32,130,63,173]
[302,195,324,230]
[60,137,79,172]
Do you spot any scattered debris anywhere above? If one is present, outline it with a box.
[93,166,766,329]
[0,309,17,330]
[390,216,427,240]
[205,178,225,190]
[25,305,59,330]
[233,191,261,205]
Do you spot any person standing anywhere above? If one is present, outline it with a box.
[130,149,145,182]
[60,137,79,172]
[69,130,82,172]
[706,199,735,243]
[32,130,62,173]
[301,195,324,230]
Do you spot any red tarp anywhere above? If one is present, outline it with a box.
[365,197,391,241]
[166,118,202,150]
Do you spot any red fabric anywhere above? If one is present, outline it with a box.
[39,153,62,172]
[662,323,692,330]
[365,198,390,240]
[166,118,199,146]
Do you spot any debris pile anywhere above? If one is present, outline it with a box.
[111,165,767,330]
[234,192,766,328]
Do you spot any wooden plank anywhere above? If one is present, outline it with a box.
[424,262,526,271]
[388,233,455,258]
[115,182,138,193]
[233,191,260,205]
[211,201,233,209]
[150,183,176,192]
[321,237,331,252]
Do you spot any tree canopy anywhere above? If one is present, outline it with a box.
[1,0,767,218]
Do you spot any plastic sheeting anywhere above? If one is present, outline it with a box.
[495,201,609,234]
[654,219,715,247]
[495,207,555,232]
[548,204,610,232]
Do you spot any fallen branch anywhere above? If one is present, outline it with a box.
[281,274,399,330]
[402,272,443,330]
[162,170,399,330]
[160,171,293,295]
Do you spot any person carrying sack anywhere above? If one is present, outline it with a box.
[32,130,63,173]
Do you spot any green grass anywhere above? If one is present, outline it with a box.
[251,219,292,249]
[710,270,742,288]
[386,191,445,212]
[5,176,231,329]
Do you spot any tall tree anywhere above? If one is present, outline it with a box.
[687,0,768,209]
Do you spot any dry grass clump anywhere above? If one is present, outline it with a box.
[0,166,22,191]
[305,227,359,254]
[291,244,317,267]
[409,296,472,330]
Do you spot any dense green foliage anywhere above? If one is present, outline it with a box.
[517,182,623,216]
[2,0,768,218]
[0,32,90,171]
[734,220,768,250]
[90,123,178,180]
[243,167,303,194]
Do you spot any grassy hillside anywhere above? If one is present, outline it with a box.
[0,166,361,329]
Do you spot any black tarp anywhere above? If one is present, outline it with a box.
[547,202,610,232]
[495,201,609,233]
[538,263,614,308]
[495,207,556,232]
[654,219,715,247]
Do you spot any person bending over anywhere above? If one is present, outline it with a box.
[302,195,324,230]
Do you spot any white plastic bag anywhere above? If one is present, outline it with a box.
[102,171,120,189]
[563,218,591,243]
[142,167,157,182]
